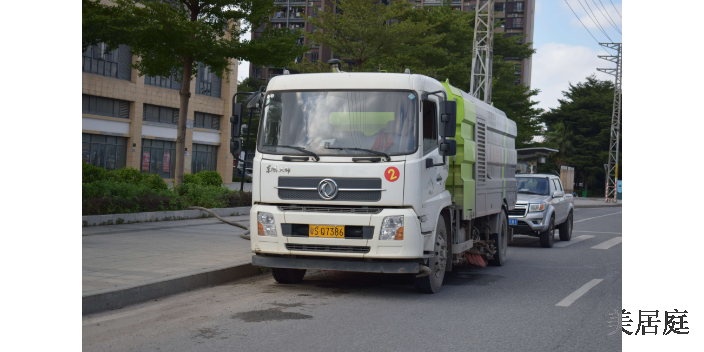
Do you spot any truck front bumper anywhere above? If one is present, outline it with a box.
[252,255,420,274]
[250,204,426,259]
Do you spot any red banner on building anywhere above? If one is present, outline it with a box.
[142,151,150,172]
[163,151,171,172]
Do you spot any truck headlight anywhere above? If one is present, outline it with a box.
[529,203,546,212]
[380,216,404,240]
[257,212,277,237]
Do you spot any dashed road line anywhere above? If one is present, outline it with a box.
[591,237,622,249]
[556,279,603,307]
[573,212,622,223]
[553,235,594,248]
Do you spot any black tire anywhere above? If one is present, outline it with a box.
[540,215,555,248]
[558,211,573,241]
[272,268,306,284]
[488,210,508,266]
[414,216,448,294]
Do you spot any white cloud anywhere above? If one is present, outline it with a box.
[531,42,613,111]
[565,0,621,35]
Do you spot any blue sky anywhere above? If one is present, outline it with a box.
[531,0,622,110]
[238,0,623,111]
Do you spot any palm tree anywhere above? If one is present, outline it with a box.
[546,122,576,167]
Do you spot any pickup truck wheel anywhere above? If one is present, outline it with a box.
[414,216,448,294]
[558,211,573,241]
[539,216,555,248]
[272,268,306,284]
[488,210,507,266]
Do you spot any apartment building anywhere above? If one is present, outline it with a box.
[250,0,534,87]
[81,44,238,183]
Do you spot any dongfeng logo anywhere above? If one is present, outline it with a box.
[318,179,338,200]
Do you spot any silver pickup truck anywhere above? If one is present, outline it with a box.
[508,174,574,248]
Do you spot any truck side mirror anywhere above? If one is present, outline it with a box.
[245,92,262,109]
[230,103,242,138]
[439,100,457,138]
[439,139,457,157]
[230,138,242,157]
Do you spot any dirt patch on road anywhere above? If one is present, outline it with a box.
[232,308,312,322]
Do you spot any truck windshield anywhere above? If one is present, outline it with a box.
[258,91,418,157]
[517,177,550,195]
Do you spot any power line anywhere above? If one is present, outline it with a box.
[609,0,622,18]
[582,0,612,41]
[595,0,622,34]
[575,0,611,41]
[564,0,601,45]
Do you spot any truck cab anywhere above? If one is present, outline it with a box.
[240,72,517,293]
[509,174,574,247]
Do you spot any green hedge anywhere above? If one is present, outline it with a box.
[82,162,250,215]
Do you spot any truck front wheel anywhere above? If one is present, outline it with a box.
[414,216,448,294]
[272,268,307,284]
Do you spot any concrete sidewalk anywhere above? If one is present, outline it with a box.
[83,215,255,314]
[574,197,622,208]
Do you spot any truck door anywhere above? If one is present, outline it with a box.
[551,178,565,223]
[420,97,446,231]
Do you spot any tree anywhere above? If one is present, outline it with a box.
[82,0,308,185]
[539,75,620,194]
[545,122,576,167]
[297,0,435,70]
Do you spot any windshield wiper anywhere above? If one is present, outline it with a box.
[518,190,544,195]
[263,145,320,161]
[324,146,391,162]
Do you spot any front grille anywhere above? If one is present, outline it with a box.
[278,205,383,214]
[285,244,371,253]
[278,189,381,202]
[508,208,526,217]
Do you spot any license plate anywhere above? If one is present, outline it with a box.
[508,218,518,226]
[309,225,345,238]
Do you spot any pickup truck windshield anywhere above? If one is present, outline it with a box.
[258,91,417,157]
[517,177,550,195]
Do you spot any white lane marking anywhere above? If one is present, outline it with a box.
[591,237,623,249]
[573,212,622,223]
[556,279,603,307]
[83,301,172,326]
[553,235,594,248]
[573,231,622,234]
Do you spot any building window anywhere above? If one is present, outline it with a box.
[194,112,220,130]
[494,3,504,11]
[143,104,179,125]
[198,65,212,95]
[192,144,218,173]
[310,53,319,63]
[141,139,176,179]
[82,43,119,78]
[82,94,130,119]
[82,133,127,171]
[145,73,180,90]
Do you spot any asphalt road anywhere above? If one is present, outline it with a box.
[83,207,622,351]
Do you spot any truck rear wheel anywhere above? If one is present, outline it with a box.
[558,211,573,241]
[272,268,306,284]
[540,216,555,248]
[488,210,508,266]
[414,216,448,294]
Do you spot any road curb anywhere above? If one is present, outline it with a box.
[574,204,622,209]
[82,261,259,315]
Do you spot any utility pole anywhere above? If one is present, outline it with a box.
[470,0,494,103]
[597,43,622,203]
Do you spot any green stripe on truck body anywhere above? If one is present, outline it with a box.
[442,81,476,219]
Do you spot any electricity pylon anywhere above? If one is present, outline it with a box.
[597,43,622,203]
[470,0,494,103]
